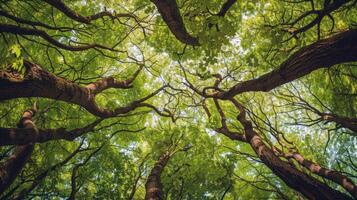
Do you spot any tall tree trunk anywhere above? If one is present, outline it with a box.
[145,151,171,200]
[230,99,353,200]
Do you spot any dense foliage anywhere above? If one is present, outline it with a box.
[0,0,357,199]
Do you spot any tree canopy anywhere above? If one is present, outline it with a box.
[0,0,357,199]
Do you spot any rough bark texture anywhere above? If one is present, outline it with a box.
[244,131,351,200]
[218,29,357,99]
[229,99,352,200]
[0,109,36,194]
[150,0,198,45]
[0,61,156,118]
[0,61,104,115]
[288,152,357,198]
[145,151,171,200]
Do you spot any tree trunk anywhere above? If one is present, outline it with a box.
[145,151,171,200]
[235,106,353,200]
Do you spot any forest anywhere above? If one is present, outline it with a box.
[0,0,356,199]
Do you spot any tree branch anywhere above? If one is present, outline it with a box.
[0,107,37,193]
[216,29,357,99]
[150,0,199,45]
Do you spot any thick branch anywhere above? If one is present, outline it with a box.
[217,29,357,99]
[0,108,37,193]
[0,61,159,118]
[321,113,357,133]
[150,0,198,45]
[287,152,357,197]
[217,0,237,17]
[0,119,102,146]
[226,99,352,200]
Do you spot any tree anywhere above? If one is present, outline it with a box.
[0,0,356,199]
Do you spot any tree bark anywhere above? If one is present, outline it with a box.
[145,151,171,200]
[229,99,353,200]
[0,119,102,146]
[0,61,164,118]
[287,152,357,198]
[320,113,357,133]
[0,109,37,194]
[217,29,357,99]
[217,0,237,17]
[150,0,198,45]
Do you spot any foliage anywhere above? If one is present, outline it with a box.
[0,0,356,199]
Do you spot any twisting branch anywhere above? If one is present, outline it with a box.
[213,98,246,141]
[0,10,72,31]
[278,89,357,134]
[320,113,357,133]
[180,30,357,100]
[283,151,357,197]
[199,90,352,199]
[86,65,144,94]
[214,29,357,99]
[0,105,38,193]
[228,98,352,200]
[250,93,357,197]
[0,60,167,118]
[283,0,354,38]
